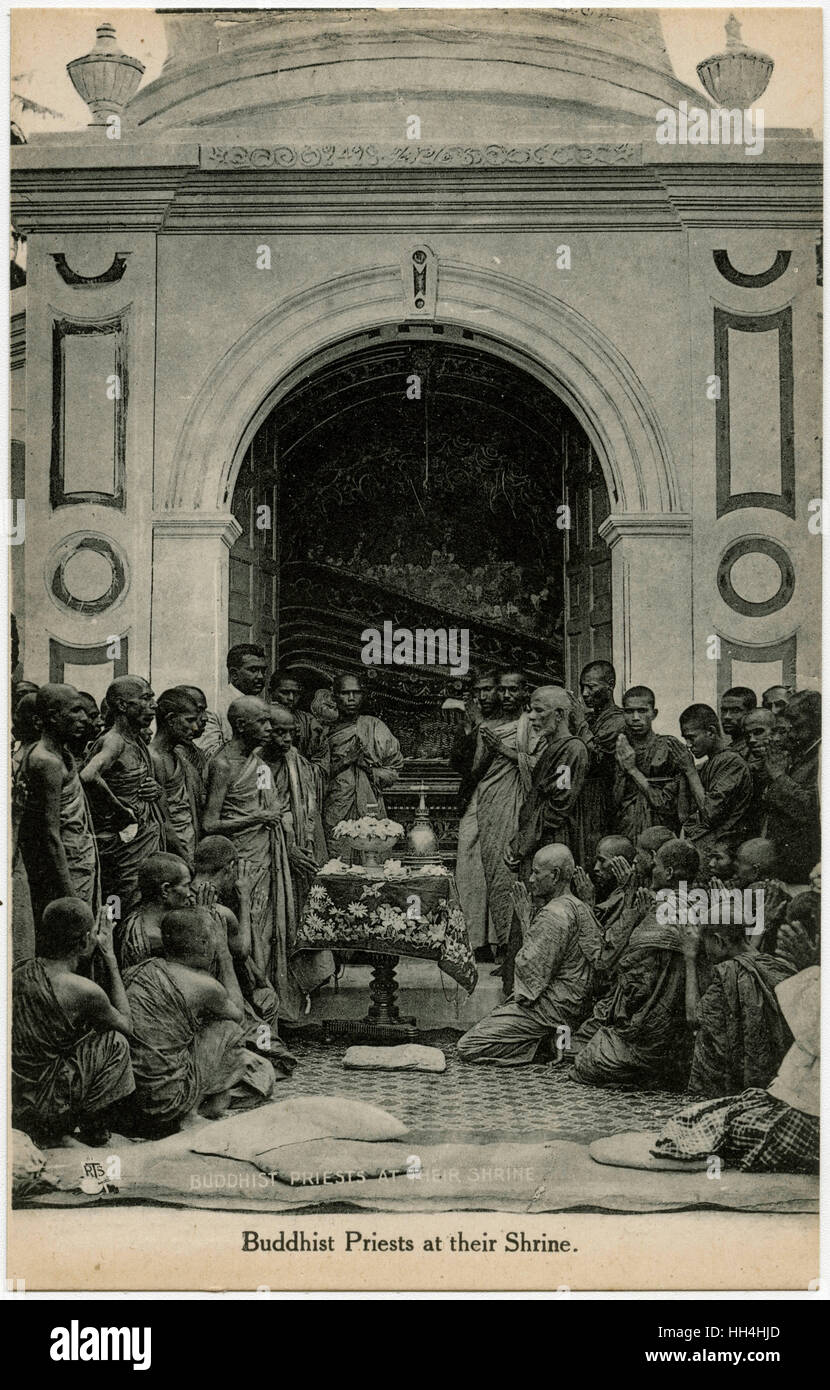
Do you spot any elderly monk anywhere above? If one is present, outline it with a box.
[81,677,171,915]
[761,690,821,883]
[578,661,627,863]
[675,703,753,859]
[116,851,195,969]
[680,913,794,1098]
[269,672,330,807]
[457,845,602,1065]
[323,674,403,839]
[12,899,134,1147]
[456,671,542,957]
[123,908,251,1136]
[202,696,307,1022]
[613,686,683,841]
[15,684,100,933]
[150,688,203,865]
[573,838,700,1088]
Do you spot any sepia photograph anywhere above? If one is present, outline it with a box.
[4,3,822,1298]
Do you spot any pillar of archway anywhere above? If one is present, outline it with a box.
[152,262,691,718]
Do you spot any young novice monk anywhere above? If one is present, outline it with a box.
[613,687,683,841]
[12,898,134,1147]
[676,703,753,861]
[123,907,251,1135]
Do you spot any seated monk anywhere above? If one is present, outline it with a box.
[652,966,819,1174]
[572,839,701,1088]
[12,899,134,1147]
[191,835,297,1077]
[122,908,253,1136]
[680,913,794,1098]
[457,845,602,1066]
[572,834,637,935]
[116,851,195,968]
[712,838,791,953]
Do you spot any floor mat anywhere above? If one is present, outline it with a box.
[283,1030,684,1143]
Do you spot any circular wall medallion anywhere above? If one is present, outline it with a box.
[717,537,794,617]
[49,534,127,615]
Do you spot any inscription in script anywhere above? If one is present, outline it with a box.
[200,143,643,170]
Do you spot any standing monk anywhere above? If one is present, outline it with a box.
[578,661,626,863]
[719,686,757,761]
[675,703,753,860]
[16,684,100,932]
[614,686,682,841]
[456,671,542,957]
[269,672,330,808]
[202,697,306,1022]
[197,644,268,759]
[450,668,501,814]
[323,674,403,839]
[150,688,203,865]
[262,705,335,995]
[81,677,171,916]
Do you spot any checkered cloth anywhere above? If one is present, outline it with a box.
[652,1089,819,1174]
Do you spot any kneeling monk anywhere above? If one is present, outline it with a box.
[457,844,602,1065]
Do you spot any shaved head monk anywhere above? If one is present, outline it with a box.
[457,843,602,1065]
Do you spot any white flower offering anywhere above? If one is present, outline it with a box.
[333,815,404,842]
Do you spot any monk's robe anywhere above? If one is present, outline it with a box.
[196,707,231,760]
[679,748,754,858]
[457,892,603,1065]
[12,959,134,1141]
[323,714,403,835]
[11,744,38,963]
[176,740,210,836]
[653,967,819,1174]
[763,739,820,882]
[572,909,691,1087]
[513,730,589,868]
[454,719,500,948]
[115,905,296,1076]
[266,748,334,997]
[157,748,199,865]
[123,958,248,1133]
[84,732,165,916]
[574,891,648,1044]
[291,710,330,808]
[689,952,794,1098]
[581,702,627,863]
[15,746,100,927]
[613,732,683,842]
[456,714,542,950]
[222,750,306,1021]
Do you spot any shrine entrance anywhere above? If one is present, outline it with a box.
[228,321,614,770]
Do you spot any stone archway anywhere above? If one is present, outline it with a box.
[152,261,691,713]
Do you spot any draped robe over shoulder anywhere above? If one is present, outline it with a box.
[456,713,542,948]
[323,714,403,833]
[581,702,627,862]
[613,732,682,842]
[16,747,100,926]
[123,958,246,1129]
[679,748,753,857]
[12,959,134,1136]
[221,750,305,1021]
[85,732,165,915]
[690,952,794,1097]
[573,910,691,1086]
[270,749,334,996]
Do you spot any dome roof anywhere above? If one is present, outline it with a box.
[128,8,709,140]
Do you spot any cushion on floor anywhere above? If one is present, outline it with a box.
[258,1139,415,1185]
[343,1045,446,1073]
[190,1094,408,1160]
[589,1131,710,1171]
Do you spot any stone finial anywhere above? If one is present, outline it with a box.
[696,14,773,107]
[67,22,145,126]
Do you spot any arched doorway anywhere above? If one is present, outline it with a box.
[228,323,612,760]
